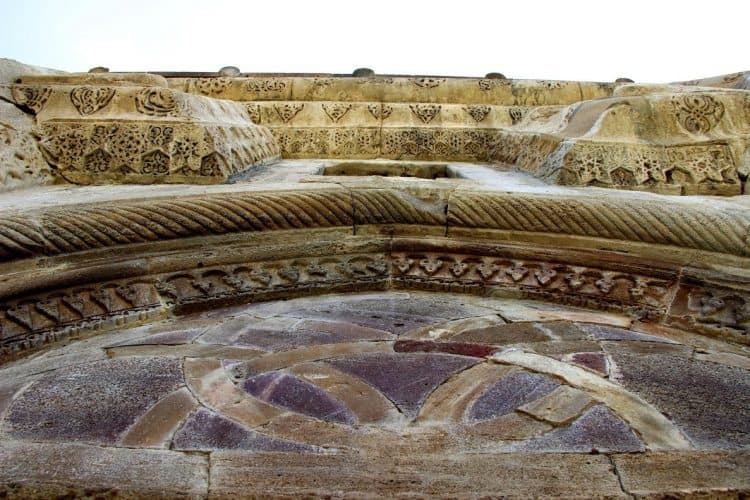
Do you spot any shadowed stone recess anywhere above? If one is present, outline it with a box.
[172,408,318,452]
[327,352,478,419]
[507,404,644,453]
[4,358,183,443]
[243,371,356,424]
[608,349,750,449]
[468,370,560,421]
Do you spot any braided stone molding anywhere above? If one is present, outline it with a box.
[0,188,747,263]
[448,192,750,257]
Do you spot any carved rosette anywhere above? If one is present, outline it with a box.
[673,94,724,134]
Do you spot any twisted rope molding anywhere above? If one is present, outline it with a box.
[0,188,747,262]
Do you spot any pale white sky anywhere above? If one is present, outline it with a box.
[0,0,746,83]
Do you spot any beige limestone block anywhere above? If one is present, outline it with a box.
[0,101,53,192]
[184,358,282,428]
[288,361,398,424]
[119,386,199,448]
[491,349,693,450]
[209,450,625,498]
[518,385,595,425]
[17,83,280,184]
[613,451,750,498]
[0,439,207,498]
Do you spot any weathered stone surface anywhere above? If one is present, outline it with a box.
[243,371,356,424]
[12,81,280,184]
[613,450,750,498]
[518,385,595,424]
[0,101,54,192]
[468,370,559,421]
[327,352,478,419]
[172,408,318,452]
[0,439,207,498]
[508,404,644,453]
[209,451,626,498]
[607,346,750,449]
[0,58,749,497]
[4,357,183,443]
[119,387,199,448]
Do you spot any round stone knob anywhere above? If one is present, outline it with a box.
[615,77,634,83]
[353,68,375,77]
[218,66,241,76]
[485,72,507,79]
[88,66,109,73]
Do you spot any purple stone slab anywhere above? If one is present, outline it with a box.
[234,320,393,351]
[326,353,478,419]
[579,324,676,343]
[243,372,355,424]
[112,328,206,346]
[507,405,644,453]
[172,408,318,452]
[569,352,609,376]
[283,309,446,335]
[468,371,559,422]
[5,357,183,443]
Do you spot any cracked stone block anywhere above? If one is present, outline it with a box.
[172,408,318,452]
[327,352,478,419]
[234,319,394,350]
[3,357,183,443]
[507,404,644,453]
[468,370,560,421]
[243,371,356,424]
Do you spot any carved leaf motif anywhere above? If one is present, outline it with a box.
[70,86,115,115]
[195,77,231,95]
[464,105,491,123]
[135,88,178,116]
[246,104,261,124]
[409,104,441,124]
[476,262,500,280]
[595,277,615,294]
[223,275,251,291]
[191,280,214,296]
[366,259,388,276]
[412,78,445,88]
[278,266,300,282]
[307,263,328,277]
[367,104,392,120]
[393,257,414,274]
[419,258,443,275]
[450,262,470,277]
[534,268,557,286]
[250,269,272,286]
[154,280,178,300]
[506,264,528,282]
[245,79,287,94]
[322,103,352,123]
[11,86,52,113]
[274,103,304,123]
